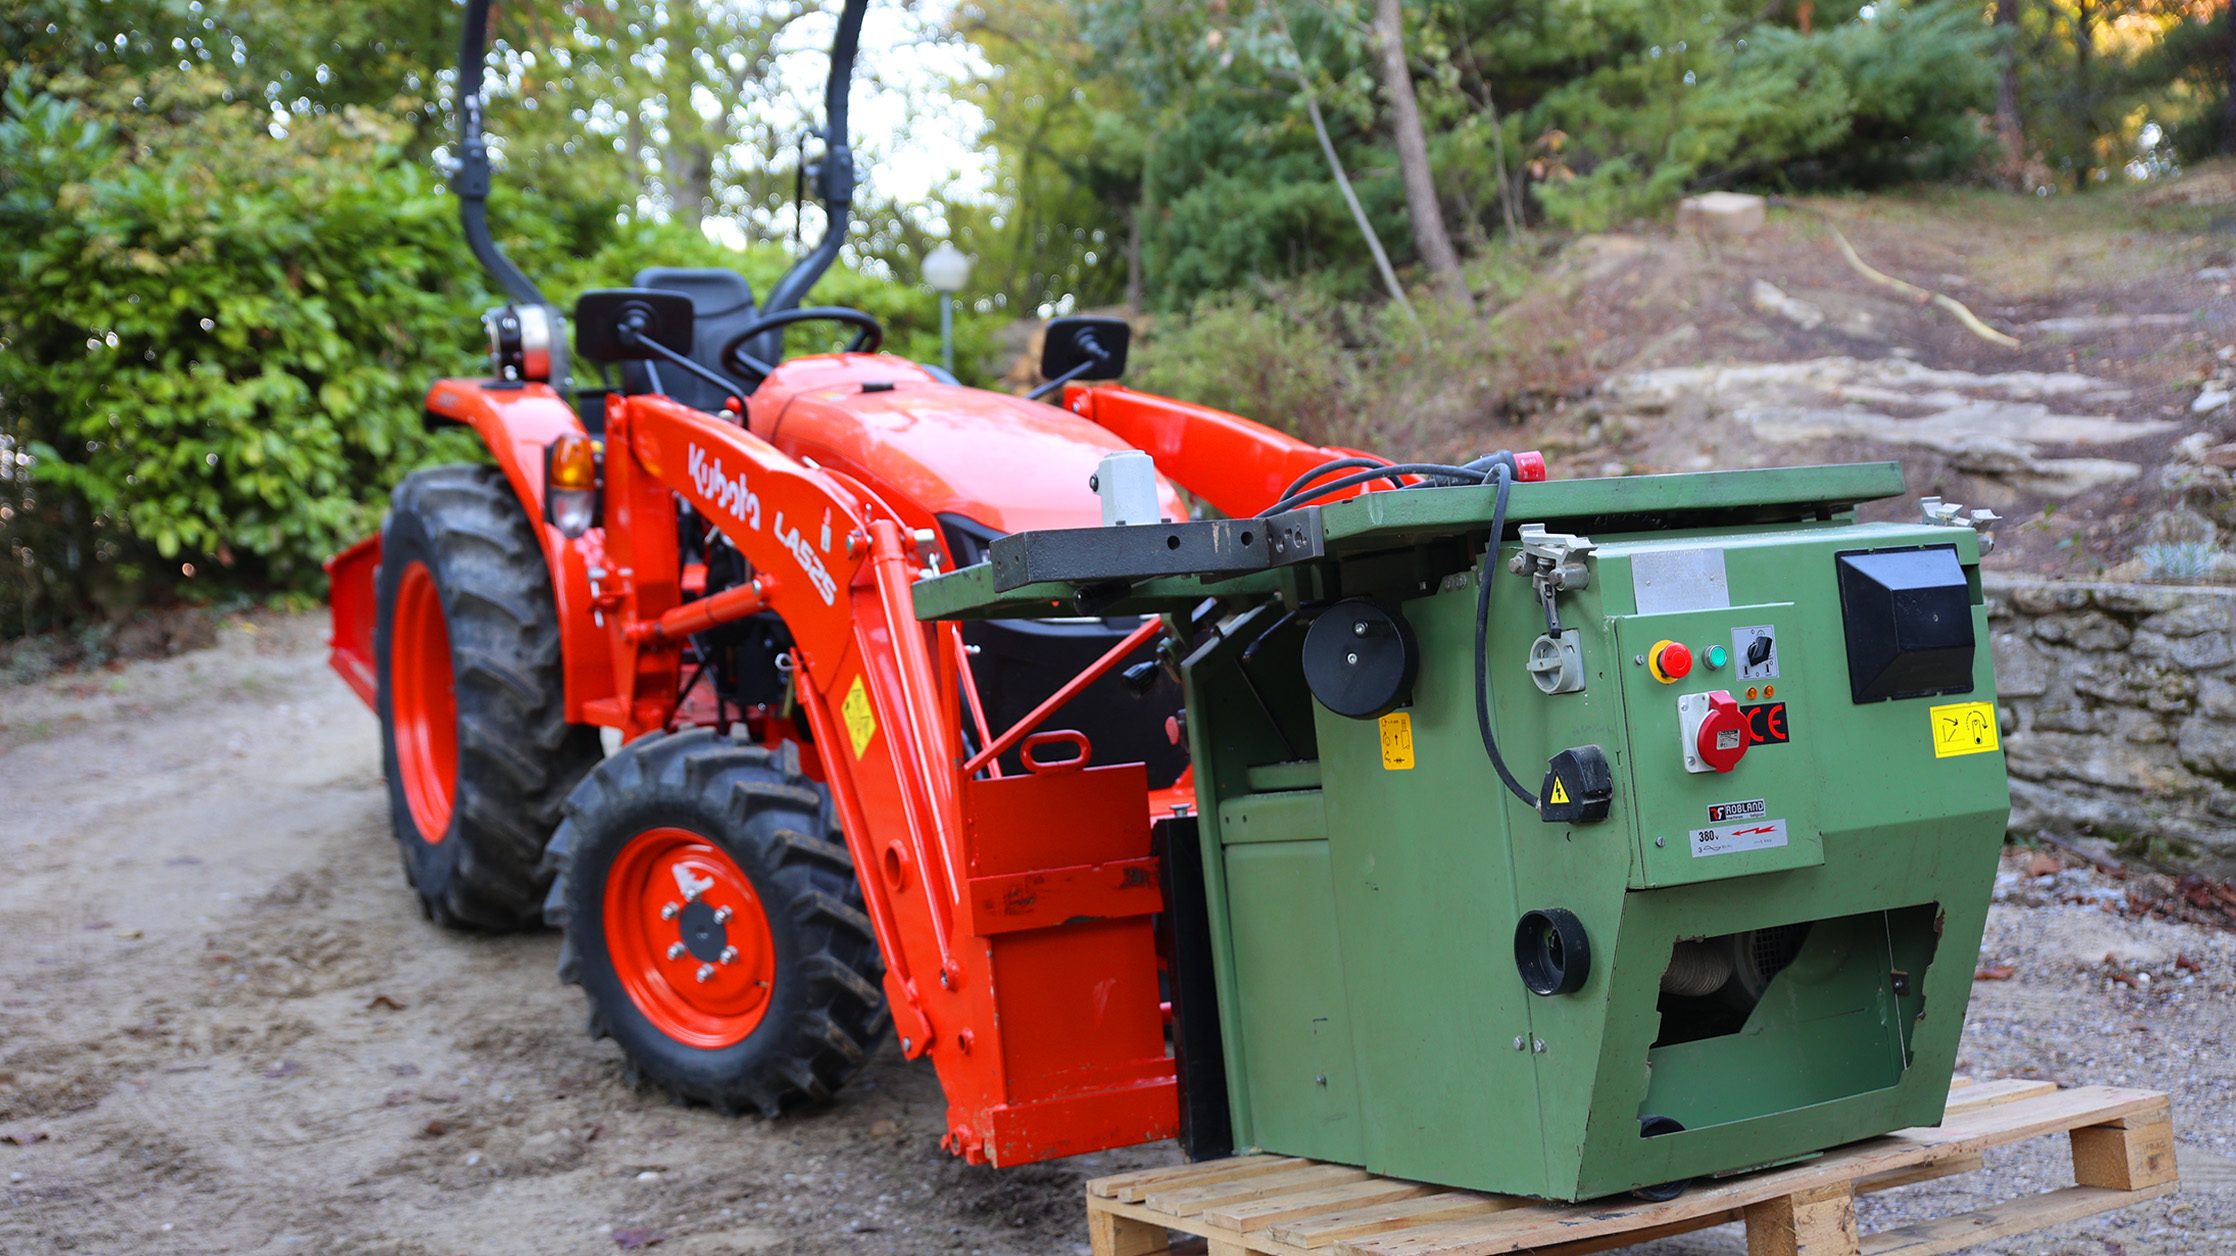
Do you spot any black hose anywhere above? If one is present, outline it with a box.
[1278,456,1404,504]
[1474,465,1539,810]
[1261,462,1488,516]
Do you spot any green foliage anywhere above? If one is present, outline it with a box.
[1524,1,1998,229]
[1130,290,1360,443]
[0,78,488,633]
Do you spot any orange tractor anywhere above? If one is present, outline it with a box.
[327,0,1532,1168]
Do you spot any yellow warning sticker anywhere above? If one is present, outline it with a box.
[1929,701,1999,758]
[841,675,877,759]
[1378,711,1415,770]
[1548,777,1571,805]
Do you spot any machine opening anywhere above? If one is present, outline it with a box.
[1651,923,1813,1048]
[1640,904,1945,1132]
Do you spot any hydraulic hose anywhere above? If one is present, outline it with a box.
[1261,462,1489,516]
[1474,465,1539,809]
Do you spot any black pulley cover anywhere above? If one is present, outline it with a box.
[1301,599,1418,720]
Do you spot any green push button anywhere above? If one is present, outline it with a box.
[1705,644,1729,669]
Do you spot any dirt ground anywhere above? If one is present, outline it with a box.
[1476,175,2236,582]
[0,615,2231,1256]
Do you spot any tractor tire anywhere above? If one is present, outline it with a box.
[543,729,888,1115]
[374,464,602,930]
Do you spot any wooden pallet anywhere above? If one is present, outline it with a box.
[1085,1079,2178,1256]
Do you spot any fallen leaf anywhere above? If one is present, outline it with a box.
[2024,851,2060,877]
[2107,970,2141,989]
[0,1132,49,1146]
[383,1090,416,1107]
[869,1119,899,1137]
[582,1125,602,1143]
[114,929,143,940]
[366,995,406,1011]
[1973,965,2016,981]
[613,1227,667,1250]
[422,1118,448,1137]
[2176,953,2204,973]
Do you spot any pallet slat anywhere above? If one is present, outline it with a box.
[1204,1179,1436,1231]
[1085,1082,2176,1256]
[1268,1193,1515,1250]
[1859,1182,2177,1256]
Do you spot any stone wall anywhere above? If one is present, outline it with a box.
[1989,575,2236,875]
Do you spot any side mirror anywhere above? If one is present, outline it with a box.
[574,289,694,363]
[1040,315,1130,384]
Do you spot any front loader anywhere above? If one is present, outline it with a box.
[326,0,2011,1200]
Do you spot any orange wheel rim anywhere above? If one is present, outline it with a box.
[393,561,458,842]
[604,827,779,1048]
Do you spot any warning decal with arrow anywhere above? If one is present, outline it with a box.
[1928,700,2000,759]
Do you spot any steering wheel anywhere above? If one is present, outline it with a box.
[720,306,885,378]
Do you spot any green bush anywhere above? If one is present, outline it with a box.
[0,81,489,633]
[0,80,1000,636]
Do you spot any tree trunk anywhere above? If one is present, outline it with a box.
[1303,91,1416,324]
[1124,202,1145,313]
[1993,0,2025,173]
[1370,0,1466,302]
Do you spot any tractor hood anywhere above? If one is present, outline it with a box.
[750,354,1185,539]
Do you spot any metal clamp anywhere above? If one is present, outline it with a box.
[1919,496,2000,555]
[1507,524,1597,633]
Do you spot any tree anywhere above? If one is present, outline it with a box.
[1368,0,1465,301]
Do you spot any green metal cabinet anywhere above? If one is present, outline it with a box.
[915,463,2009,1202]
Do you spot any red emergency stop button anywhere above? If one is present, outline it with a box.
[1647,639,1692,683]
[1695,691,1749,773]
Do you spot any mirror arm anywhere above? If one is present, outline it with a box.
[619,325,750,408]
[1026,358,1098,403]
[1026,330,1114,402]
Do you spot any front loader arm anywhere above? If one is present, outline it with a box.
[610,394,1177,1166]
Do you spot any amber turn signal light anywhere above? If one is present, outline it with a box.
[545,435,601,538]
[548,433,599,492]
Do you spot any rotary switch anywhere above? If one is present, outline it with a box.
[1676,690,1749,774]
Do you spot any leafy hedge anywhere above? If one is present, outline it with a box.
[0,82,489,632]
[0,80,995,636]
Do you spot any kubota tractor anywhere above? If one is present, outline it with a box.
[325,0,1451,1164]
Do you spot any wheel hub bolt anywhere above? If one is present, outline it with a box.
[695,964,716,983]
[719,946,738,965]
[667,942,687,960]
[660,902,680,920]
[712,906,732,924]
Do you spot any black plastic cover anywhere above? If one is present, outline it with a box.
[1301,599,1417,720]
[1834,544,1976,704]
[1538,744,1614,824]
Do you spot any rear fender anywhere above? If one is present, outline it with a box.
[1060,382,1389,518]
[421,379,614,719]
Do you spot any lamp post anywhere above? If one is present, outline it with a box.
[922,242,971,375]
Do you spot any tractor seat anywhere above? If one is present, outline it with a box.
[621,267,760,412]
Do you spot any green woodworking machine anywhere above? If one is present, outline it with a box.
[918,460,2008,1202]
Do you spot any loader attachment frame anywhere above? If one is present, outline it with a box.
[589,386,1178,1165]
